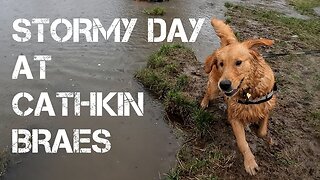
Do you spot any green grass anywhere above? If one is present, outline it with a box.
[310,110,320,121]
[288,0,320,16]
[225,16,232,24]
[143,6,166,16]
[167,143,223,179]
[192,108,214,133]
[224,2,232,8]
[135,43,213,130]
[164,90,197,118]
[165,168,180,180]
[135,44,186,96]
[147,54,166,69]
[176,74,189,89]
[158,43,189,56]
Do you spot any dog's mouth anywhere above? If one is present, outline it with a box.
[223,78,244,97]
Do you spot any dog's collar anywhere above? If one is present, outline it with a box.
[237,83,278,105]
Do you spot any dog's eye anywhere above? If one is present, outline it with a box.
[219,62,224,67]
[235,60,242,66]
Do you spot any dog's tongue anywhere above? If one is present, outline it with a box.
[225,89,238,97]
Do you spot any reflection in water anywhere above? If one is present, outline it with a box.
[0,0,234,179]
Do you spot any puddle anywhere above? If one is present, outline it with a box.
[0,0,234,179]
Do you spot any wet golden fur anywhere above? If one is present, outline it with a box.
[201,18,276,175]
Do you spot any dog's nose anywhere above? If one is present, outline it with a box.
[219,80,232,91]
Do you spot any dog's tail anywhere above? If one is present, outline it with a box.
[211,18,238,47]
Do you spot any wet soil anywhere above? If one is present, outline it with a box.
[207,6,320,180]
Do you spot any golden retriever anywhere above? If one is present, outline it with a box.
[201,18,277,175]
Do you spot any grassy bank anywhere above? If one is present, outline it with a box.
[135,44,213,133]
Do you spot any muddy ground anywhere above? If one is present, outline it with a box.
[136,1,320,179]
[222,4,320,179]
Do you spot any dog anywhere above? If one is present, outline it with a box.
[201,18,277,175]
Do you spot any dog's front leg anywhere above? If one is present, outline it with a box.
[201,77,219,109]
[201,82,218,108]
[257,115,273,145]
[230,120,259,175]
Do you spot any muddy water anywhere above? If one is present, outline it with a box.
[0,0,231,179]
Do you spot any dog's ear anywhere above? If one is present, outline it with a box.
[243,38,274,49]
[211,18,238,47]
[244,38,273,61]
[204,53,217,74]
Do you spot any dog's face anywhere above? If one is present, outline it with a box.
[205,19,273,97]
[215,44,252,96]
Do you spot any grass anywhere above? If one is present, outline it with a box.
[288,0,320,16]
[225,16,232,24]
[225,3,320,48]
[143,6,166,16]
[165,168,180,180]
[224,2,233,9]
[135,44,188,97]
[0,149,10,177]
[310,110,320,120]
[165,143,227,179]
[135,43,213,132]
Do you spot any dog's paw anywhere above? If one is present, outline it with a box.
[200,98,209,109]
[244,158,259,175]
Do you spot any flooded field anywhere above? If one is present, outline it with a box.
[0,0,234,179]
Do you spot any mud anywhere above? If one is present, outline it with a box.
[206,4,320,180]
[136,2,320,179]
[214,3,320,178]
